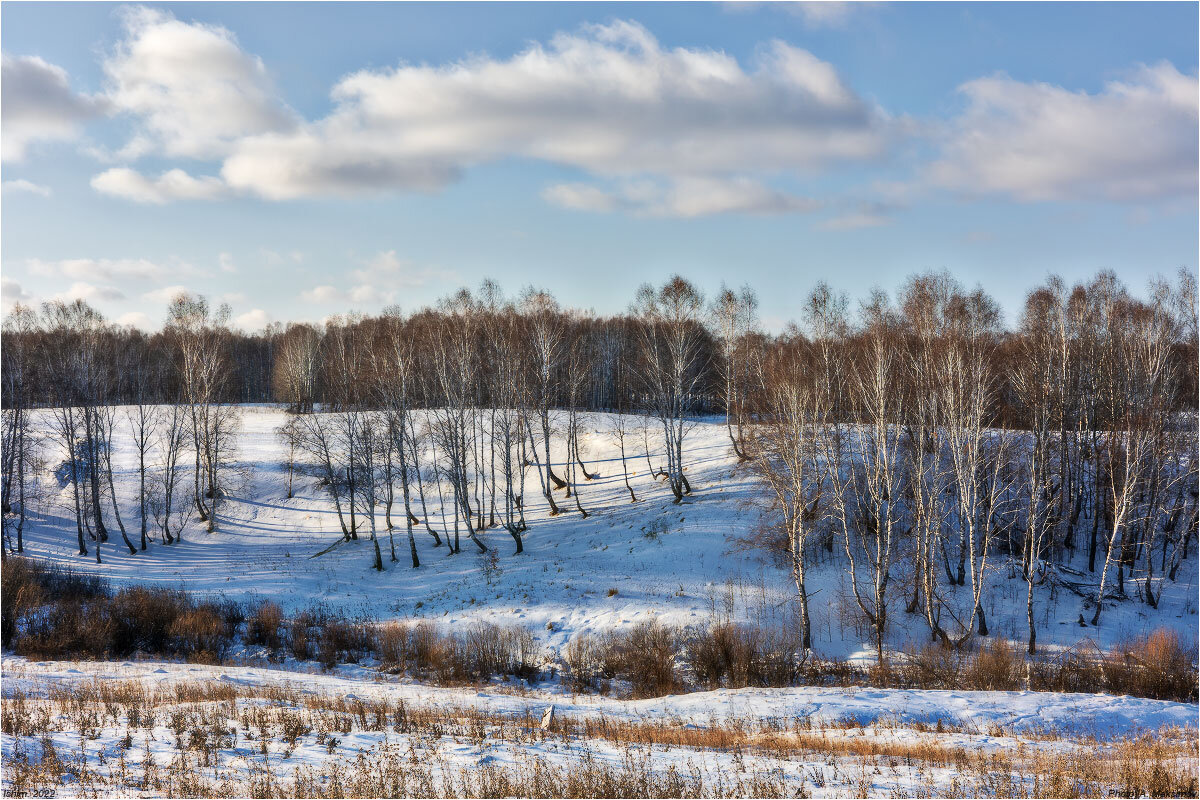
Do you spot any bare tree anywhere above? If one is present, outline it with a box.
[522,289,567,514]
[167,293,240,533]
[711,284,759,462]
[749,330,824,650]
[632,276,708,503]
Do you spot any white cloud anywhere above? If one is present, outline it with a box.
[542,183,619,213]
[725,2,877,28]
[300,285,343,304]
[234,308,271,330]
[219,252,237,273]
[545,176,820,218]
[91,167,227,203]
[788,2,865,28]
[52,281,125,303]
[26,256,169,282]
[819,210,890,231]
[929,63,1199,203]
[301,250,457,306]
[103,6,296,159]
[1,279,34,309]
[115,311,154,330]
[79,14,893,210]
[141,284,191,305]
[260,248,305,265]
[2,179,52,197]
[217,20,889,199]
[1,54,107,161]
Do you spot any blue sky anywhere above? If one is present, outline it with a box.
[2,1,1196,331]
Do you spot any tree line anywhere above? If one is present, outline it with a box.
[2,268,1196,657]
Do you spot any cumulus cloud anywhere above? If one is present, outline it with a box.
[819,210,890,231]
[818,200,898,230]
[1,279,34,309]
[52,282,125,303]
[300,285,343,304]
[301,250,457,306]
[90,167,227,203]
[75,12,893,209]
[929,63,1199,203]
[103,6,296,159]
[26,256,170,282]
[216,20,889,199]
[2,179,52,197]
[141,285,192,305]
[1,54,107,161]
[788,2,869,28]
[115,311,154,330]
[234,308,272,330]
[544,176,820,217]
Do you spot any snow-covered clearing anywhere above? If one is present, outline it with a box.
[2,657,1196,798]
[11,406,1198,660]
[5,405,1199,796]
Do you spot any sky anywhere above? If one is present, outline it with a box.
[2,1,1197,333]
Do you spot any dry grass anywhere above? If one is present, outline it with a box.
[4,557,1196,704]
[2,675,1195,798]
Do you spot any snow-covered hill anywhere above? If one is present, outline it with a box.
[12,405,1199,662]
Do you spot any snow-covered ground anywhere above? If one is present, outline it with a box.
[6,657,1196,737]
[11,406,1198,661]
[5,405,1199,796]
[2,657,1196,798]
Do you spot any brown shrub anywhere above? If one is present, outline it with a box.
[966,638,1023,691]
[246,601,284,650]
[686,622,805,690]
[462,622,539,680]
[14,598,115,658]
[1109,628,1198,701]
[601,621,680,697]
[564,634,603,691]
[316,618,376,670]
[2,558,107,649]
[170,607,233,663]
[1,558,45,647]
[108,586,191,655]
[377,621,409,668]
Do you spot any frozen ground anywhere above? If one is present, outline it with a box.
[2,657,1196,798]
[12,405,1198,662]
[6,657,1196,737]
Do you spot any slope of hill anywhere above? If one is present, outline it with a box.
[12,405,1197,662]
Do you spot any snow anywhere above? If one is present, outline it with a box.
[2,656,1195,798]
[12,405,1198,662]
[6,657,1196,738]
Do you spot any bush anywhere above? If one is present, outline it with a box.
[1,558,45,647]
[377,621,409,668]
[600,621,680,697]
[967,638,1023,691]
[2,558,107,649]
[564,634,603,691]
[246,601,284,650]
[1109,628,1198,701]
[108,586,191,655]
[685,622,805,690]
[287,608,328,660]
[407,622,458,682]
[315,618,376,670]
[462,623,538,680]
[16,598,115,659]
[170,607,233,663]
